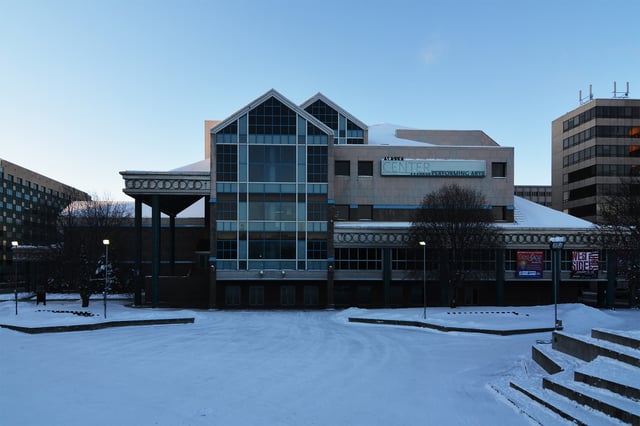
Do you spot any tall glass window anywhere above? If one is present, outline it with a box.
[217,122,238,144]
[249,97,296,143]
[217,198,237,220]
[305,100,338,132]
[216,96,331,271]
[307,146,328,183]
[307,240,327,260]
[249,238,296,259]
[216,144,237,182]
[249,146,295,182]
[217,240,237,259]
[305,99,365,144]
[307,201,327,221]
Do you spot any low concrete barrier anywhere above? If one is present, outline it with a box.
[0,317,195,334]
[348,317,555,335]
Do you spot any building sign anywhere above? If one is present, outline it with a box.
[516,251,543,279]
[380,158,486,177]
[571,251,599,277]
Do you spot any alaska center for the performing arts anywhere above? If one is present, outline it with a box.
[120,89,614,309]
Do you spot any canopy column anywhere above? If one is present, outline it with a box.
[151,195,160,307]
[170,215,176,275]
[134,199,143,305]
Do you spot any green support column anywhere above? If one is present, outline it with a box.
[151,195,160,307]
[495,248,505,306]
[439,249,450,306]
[170,215,176,275]
[327,260,335,309]
[382,247,391,307]
[326,202,335,309]
[208,198,217,309]
[134,199,142,305]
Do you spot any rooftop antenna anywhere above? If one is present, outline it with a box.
[613,81,630,98]
[579,84,593,105]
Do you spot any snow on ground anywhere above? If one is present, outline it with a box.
[1,296,637,426]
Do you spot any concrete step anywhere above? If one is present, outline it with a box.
[509,378,618,426]
[552,330,640,368]
[592,328,640,350]
[574,356,640,402]
[532,343,564,374]
[531,341,584,375]
[491,379,575,426]
[543,374,640,425]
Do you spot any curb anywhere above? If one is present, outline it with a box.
[0,317,195,334]
[348,317,555,335]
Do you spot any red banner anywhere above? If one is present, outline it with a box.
[572,251,599,276]
[516,251,543,279]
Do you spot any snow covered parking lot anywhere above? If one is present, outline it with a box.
[1,298,637,425]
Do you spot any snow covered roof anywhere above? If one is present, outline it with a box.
[335,196,595,231]
[366,124,500,147]
[367,123,433,146]
[503,196,594,230]
[170,159,210,173]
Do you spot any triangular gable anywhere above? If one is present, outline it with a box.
[210,89,333,136]
[299,92,368,131]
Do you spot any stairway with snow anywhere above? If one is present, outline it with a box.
[506,328,640,425]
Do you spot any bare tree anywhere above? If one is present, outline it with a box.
[598,177,640,307]
[410,184,503,306]
[56,194,133,294]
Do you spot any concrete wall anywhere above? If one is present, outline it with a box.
[332,144,514,209]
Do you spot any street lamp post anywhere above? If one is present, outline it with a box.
[549,236,566,330]
[11,241,18,315]
[419,241,427,319]
[103,239,110,319]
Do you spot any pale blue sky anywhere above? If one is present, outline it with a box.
[2,0,639,200]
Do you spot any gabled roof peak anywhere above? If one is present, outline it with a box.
[299,92,367,130]
[210,89,333,136]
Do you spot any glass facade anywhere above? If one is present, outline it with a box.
[556,99,640,223]
[563,126,640,150]
[123,90,616,309]
[1,160,89,279]
[214,96,330,271]
[304,99,365,145]
[563,105,640,132]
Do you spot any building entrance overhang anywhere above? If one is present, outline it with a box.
[120,171,210,216]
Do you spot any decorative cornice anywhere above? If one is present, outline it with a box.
[121,173,210,195]
[334,230,409,247]
[334,227,600,248]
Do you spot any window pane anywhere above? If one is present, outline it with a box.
[335,160,350,176]
[335,205,349,220]
[357,161,373,176]
[491,162,506,178]
[249,146,296,182]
